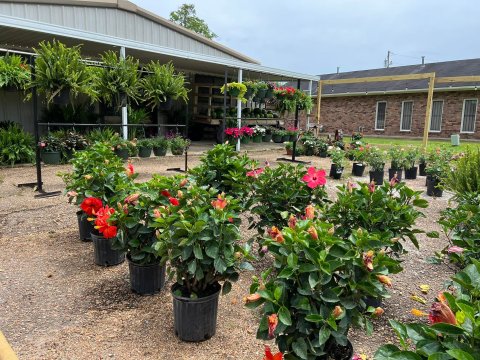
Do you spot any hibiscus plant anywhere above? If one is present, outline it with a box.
[109,175,186,265]
[60,142,136,207]
[375,260,480,359]
[248,164,328,236]
[246,211,401,359]
[324,181,428,256]
[153,184,253,298]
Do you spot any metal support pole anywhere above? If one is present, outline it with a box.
[292,79,301,161]
[32,56,42,192]
[236,68,243,152]
[221,68,228,144]
[307,80,313,131]
[120,46,128,140]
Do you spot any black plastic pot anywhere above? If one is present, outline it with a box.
[321,338,354,360]
[128,257,166,295]
[115,148,129,160]
[282,135,290,142]
[153,147,167,156]
[272,134,283,143]
[318,151,328,158]
[172,283,221,342]
[76,210,93,242]
[42,151,61,165]
[159,97,173,110]
[91,232,125,266]
[330,164,344,179]
[419,162,427,176]
[138,146,152,158]
[352,162,365,177]
[426,175,443,197]
[171,147,184,156]
[262,134,272,142]
[404,166,418,180]
[369,170,384,186]
[388,168,403,182]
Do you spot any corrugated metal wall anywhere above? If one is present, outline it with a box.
[0,89,34,133]
[0,2,238,60]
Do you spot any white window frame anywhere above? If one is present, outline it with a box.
[429,100,444,133]
[400,100,414,132]
[460,99,478,134]
[375,101,387,131]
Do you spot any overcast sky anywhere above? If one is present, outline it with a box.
[131,0,479,76]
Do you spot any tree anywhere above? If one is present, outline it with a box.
[169,4,217,40]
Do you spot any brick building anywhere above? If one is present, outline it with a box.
[314,59,480,140]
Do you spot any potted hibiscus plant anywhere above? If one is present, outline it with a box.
[404,146,420,180]
[246,211,401,360]
[351,145,368,177]
[388,147,407,182]
[110,175,185,294]
[59,142,136,242]
[329,147,346,179]
[366,146,386,186]
[154,185,252,342]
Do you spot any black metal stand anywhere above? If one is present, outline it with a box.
[167,150,188,173]
[277,78,311,165]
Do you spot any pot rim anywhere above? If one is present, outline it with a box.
[126,253,162,267]
[171,282,221,303]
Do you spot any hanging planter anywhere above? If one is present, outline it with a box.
[220,82,247,103]
[52,89,71,106]
[172,282,221,342]
[158,97,174,111]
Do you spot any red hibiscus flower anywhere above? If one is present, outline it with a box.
[80,197,103,216]
[263,346,283,360]
[126,163,134,177]
[267,313,278,339]
[302,167,326,189]
[211,194,228,210]
[288,215,297,229]
[169,197,180,206]
[161,190,172,197]
[94,206,117,238]
[101,225,117,239]
[429,301,457,325]
[246,168,264,178]
[368,181,376,193]
[267,226,284,243]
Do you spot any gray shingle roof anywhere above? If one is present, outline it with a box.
[313,58,480,95]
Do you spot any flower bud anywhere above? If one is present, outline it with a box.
[84,174,93,180]
[332,306,343,318]
[373,307,384,317]
[243,293,261,304]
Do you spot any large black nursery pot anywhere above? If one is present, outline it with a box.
[352,162,365,177]
[318,151,328,158]
[426,175,443,197]
[404,166,418,180]
[172,282,221,342]
[128,256,166,295]
[272,134,283,143]
[76,210,93,241]
[388,168,403,182]
[42,151,61,165]
[115,148,129,160]
[419,162,427,176]
[330,164,344,180]
[319,338,354,360]
[138,146,152,158]
[262,134,272,142]
[158,97,173,111]
[91,232,125,266]
[153,147,167,157]
[369,170,384,186]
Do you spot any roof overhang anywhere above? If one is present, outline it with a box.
[0,14,320,82]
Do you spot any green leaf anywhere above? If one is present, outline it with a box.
[188,260,196,274]
[205,244,219,258]
[426,231,440,238]
[278,306,292,326]
[389,352,423,360]
[430,323,465,336]
[374,344,401,360]
[320,289,339,303]
[291,338,308,360]
[213,257,227,273]
[193,244,204,259]
[274,286,283,301]
[318,327,331,346]
[446,350,474,360]
[305,314,324,323]
[428,353,454,360]
[222,281,232,295]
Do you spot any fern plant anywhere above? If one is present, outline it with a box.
[30,40,97,104]
[96,51,140,107]
[140,61,189,110]
[444,146,480,195]
[0,124,35,166]
[0,54,30,90]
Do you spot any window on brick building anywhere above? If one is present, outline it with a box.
[400,101,413,131]
[429,100,444,132]
[461,99,478,133]
[375,101,387,130]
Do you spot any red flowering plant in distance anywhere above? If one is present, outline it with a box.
[245,208,400,358]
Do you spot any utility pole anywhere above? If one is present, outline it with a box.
[384,50,392,68]
[421,56,425,65]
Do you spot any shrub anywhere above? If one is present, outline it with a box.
[443,146,480,195]
[324,181,428,256]
[0,54,30,90]
[248,164,328,234]
[247,216,401,358]
[189,143,256,201]
[0,123,35,166]
[388,147,408,170]
[151,136,169,150]
[329,147,346,167]
[425,147,452,179]
[404,146,420,169]
[137,138,153,149]
[438,192,480,267]
[365,146,386,172]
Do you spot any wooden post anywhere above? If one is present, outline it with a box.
[316,80,322,127]
[422,74,435,149]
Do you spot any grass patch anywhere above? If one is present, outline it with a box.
[362,137,479,151]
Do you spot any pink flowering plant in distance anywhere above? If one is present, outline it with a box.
[245,207,401,359]
[247,163,329,236]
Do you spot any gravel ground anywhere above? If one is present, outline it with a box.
[0,148,455,359]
